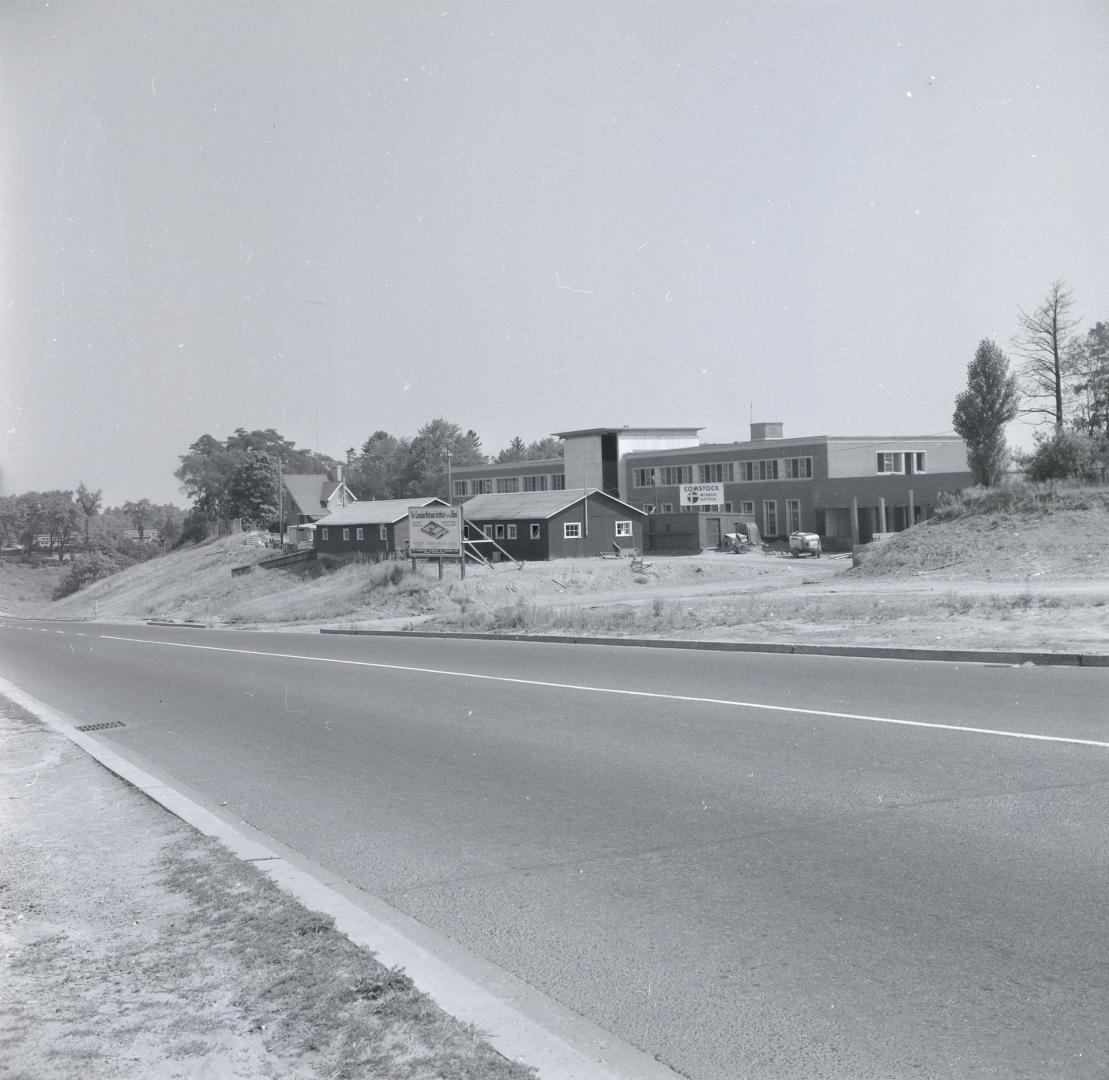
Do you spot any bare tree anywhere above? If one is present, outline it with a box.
[1013,278,1080,431]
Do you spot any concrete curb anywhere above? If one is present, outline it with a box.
[0,675,683,1080]
[319,627,1109,668]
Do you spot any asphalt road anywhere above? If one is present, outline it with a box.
[3,618,1108,1079]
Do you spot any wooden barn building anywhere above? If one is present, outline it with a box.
[314,498,447,560]
[461,489,647,561]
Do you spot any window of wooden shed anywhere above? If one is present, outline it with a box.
[356,528,364,541]
[615,520,633,536]
[529,524,541,540]
[494,524,505,539]
[564,522,581,539]
[321,528,328,540]
[379,525,387,540]
[507,524,517,539]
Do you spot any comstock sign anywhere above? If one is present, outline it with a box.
[408,505,462,557]
[678,482,724,507]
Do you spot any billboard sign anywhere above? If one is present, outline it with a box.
[678,482,725,507]
[408,505,463,556]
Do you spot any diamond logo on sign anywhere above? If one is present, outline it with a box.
[409,505,462,556]
[420,520,449,540]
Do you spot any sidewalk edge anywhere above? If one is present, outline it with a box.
[319,628,1109,667]
[0,675,683,1080]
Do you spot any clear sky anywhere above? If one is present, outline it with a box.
[2,1,1106,506]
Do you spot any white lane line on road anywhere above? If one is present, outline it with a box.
[99,634,1109,749]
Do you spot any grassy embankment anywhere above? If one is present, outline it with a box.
[5,483,1108,650]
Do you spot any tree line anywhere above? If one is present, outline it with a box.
[953,278,1108,486]
[173,421,563,535]
[0,486,182,559]
[0,485,186,600]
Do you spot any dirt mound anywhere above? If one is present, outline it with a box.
[852,486,1109,581]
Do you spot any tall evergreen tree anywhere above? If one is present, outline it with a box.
[952,339,1021,487]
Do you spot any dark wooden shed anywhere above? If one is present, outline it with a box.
[314,498,448,560]
[461,488,646,561]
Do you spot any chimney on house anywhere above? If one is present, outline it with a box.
[750,422,784,441]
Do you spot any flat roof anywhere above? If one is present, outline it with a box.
[451,456,563,475]
[623,433,965,458]
[550,426,702,439]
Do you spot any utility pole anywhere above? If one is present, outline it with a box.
[446,449,453,504]
[278,457,285,545]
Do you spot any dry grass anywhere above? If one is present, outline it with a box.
[8,484,1109,653]
[855,482,1109,581]
[434,586,1100,642]
[154,841,534,1079]
[1,701,535,1080]
[0,555,67,613]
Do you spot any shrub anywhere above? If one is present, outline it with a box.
[1018,430,1109,483]
[53,549,131,598]
[176,512,211,547]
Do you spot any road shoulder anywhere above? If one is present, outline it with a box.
[0,679,682,1080]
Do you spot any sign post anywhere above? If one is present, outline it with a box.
[408,505,465,579]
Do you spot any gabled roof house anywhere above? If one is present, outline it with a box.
[282,472,356,524]
[314,498,448,560]
[461,488,647,561]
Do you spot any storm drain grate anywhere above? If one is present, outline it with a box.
[75,721,126,732]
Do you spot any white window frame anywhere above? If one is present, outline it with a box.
[615,520,633,537]
[453,480,468,498]
[550,474,566,490]
[698,462,734,483]
[496,476,519,494]
[739,500,755,516]
[529,523,541,540]
[632,468,655,489]
[507,524,517,539]
[659,465,692,486]
[494,523,505,539]
[379,524,387,541]
[785,499,801,534]
[763,500,778,537]
[356,527,364,541]
[564,522,582,539]
[321,527,328,540]
[877,452,904,475]
[785,457,813,480]
[342,528,350,541]
[660,502,673,514]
